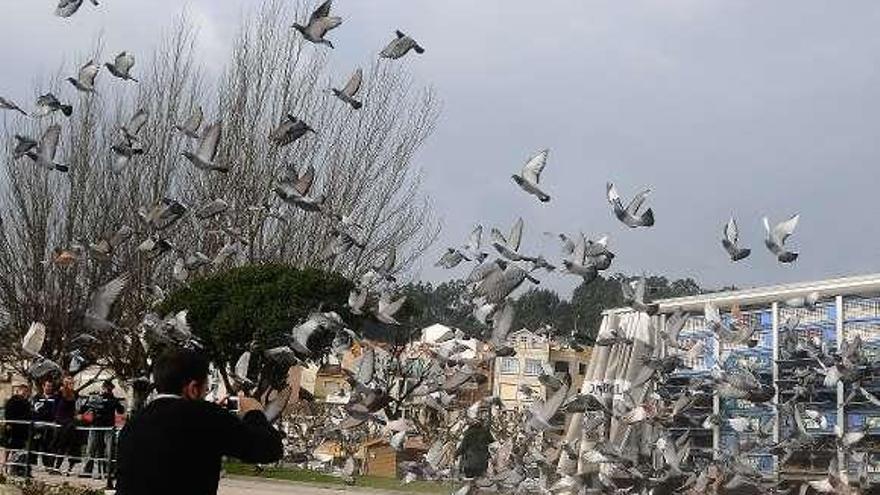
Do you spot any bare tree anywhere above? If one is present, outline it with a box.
[0,0,440,388]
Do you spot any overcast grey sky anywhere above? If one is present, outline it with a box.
[3,1,880,297]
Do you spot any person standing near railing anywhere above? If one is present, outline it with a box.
[32,380,58,471]
[3,382,32,476]
[81,380,125,478]
[51,375,81,474]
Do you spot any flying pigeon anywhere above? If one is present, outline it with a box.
[194,198,229,220]
[182,121,226,172]
[621,277,657,315]
[67,60,100,93]
[55,0,98,18]
[22,322,47,357]
[84,273,129,331]
[784,291,820,310]
[269,115,315,148]
[331,68,363,109]
[274,164,326,213]
[0,97,27,116]
[511,149,550,202]
[175,106,203,138]
[292,0,342,48]
[561,233,598,284]
[90,225,134,257]
[491,218,533,262]
[34,93,73,118]
[25,124,69,172]
[380,30,425,60]
[722,217,751,262]
[763,214,800,263]
[607,182,654,228]
[140,198,188,230]
[376,293,407,325]
[112,108,149,170]
[105,52,138,82]
[13,135,38,159]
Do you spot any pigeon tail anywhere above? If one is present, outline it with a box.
[413,44,426,54]
[55,164,69,173]
[61,105,73,117]
[779,252,798,263]
[539,193,551,203]
[350,99,363,110]
[641,208,655,227]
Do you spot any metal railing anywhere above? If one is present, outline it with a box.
[0,419,118,488]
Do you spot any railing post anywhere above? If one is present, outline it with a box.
[24,419,34,478]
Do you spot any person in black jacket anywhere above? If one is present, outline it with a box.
[116,348,283,495]
[31,380,58,470]
[3,383,32,476]
[81,380,125,477]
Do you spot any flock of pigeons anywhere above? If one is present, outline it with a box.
[0,2,869,495]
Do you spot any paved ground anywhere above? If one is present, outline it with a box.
[218,477,409,495]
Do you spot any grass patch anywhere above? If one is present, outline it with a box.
[224,462,456,493]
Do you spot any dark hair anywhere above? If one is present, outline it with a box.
[102,379,115,390]
[154,349,209,394]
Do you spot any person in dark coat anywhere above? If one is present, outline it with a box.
[456,420,494,479]
[51,375,81,473]
[32,380,58,470]
[4,383,32,476]
[81,380,125,476]
[116,348,283,495]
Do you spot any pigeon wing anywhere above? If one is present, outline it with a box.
[295,165,316,196]
[342,68,363,97]
[310,0,333,21]
[508,217,524,252]
[724,217,739,245]
[40,124,62,161]
[491,303,515,346]
[626,189,651,216]
[79,61,100,86]
[22,322,47,356]
[198,121,222,162]
[466,225,482,251]
[234,351,251,381]
[772,214,800,246]
[88,274,128,320]
[521,149,548,184]
[115,52,136,74]
[181,106,203,134]
[126,108,149,136]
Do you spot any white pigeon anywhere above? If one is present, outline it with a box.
[376,293,407,325]
[84,274,129,331]
[763,214,799,263]
[511,149,550,202]
[22,322,47,357]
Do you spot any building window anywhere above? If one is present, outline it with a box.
[524,359,543,376]
[554,361,569,373]
[578,363,587,375]
[500,357,519,375]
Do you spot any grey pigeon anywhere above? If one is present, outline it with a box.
[763,214,799,263]
[722,217,751,262]
[475,263,540,303]
[112,108,149,170]
[175,106,203,138]
[269,114,315,147]
[292,0,342,48]
[34,93,72,118]
[331,68,363,109]
[56,0,98,17]
[511,149,550,202]
[182,120,226,172]
[561,233,598,284]
[67,60,100,93]
[90,225,134,257]
[195,198,229,220]
[380,30,425,60]
[84,273,128,331]
[25,124,69,172]
[0,96,27,116]
[375,292,407,325]
[528,382,569,431]
[274,164,326,213]
[105,52,138,82]
[607,182,654,228]
[491,217,533,262]
[140,198,187,230]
